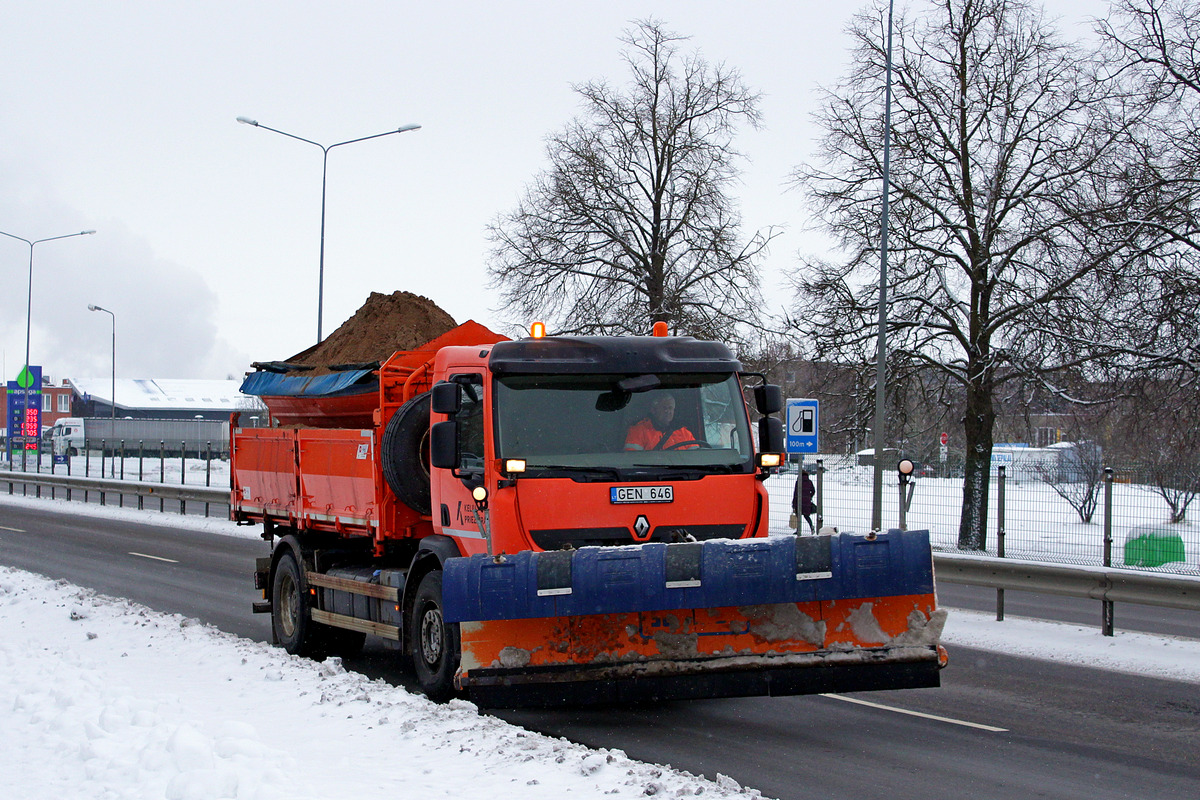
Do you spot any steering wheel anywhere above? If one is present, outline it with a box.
[664,439,712,450]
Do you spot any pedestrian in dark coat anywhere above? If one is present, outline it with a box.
[792,470,816,534]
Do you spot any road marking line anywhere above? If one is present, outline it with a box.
[129,552,179,564]
[0,525,25,532]
[820,693,1008,732]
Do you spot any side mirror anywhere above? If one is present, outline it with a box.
[758,416,784,455]
[754,384,783,415]
[431,382,461,415]
[429,420,459,469]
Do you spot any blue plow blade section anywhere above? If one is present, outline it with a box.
[442,529,936,623]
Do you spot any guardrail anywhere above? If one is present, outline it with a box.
[4,470,1197,635]
[935,551,1200,636]
[1,470,229,515]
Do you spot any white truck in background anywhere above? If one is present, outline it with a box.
[50,417,230,458]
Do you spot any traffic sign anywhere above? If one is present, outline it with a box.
[940,432,948,445]
[785,398,819,454]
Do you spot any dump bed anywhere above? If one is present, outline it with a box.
[232,426,382,536]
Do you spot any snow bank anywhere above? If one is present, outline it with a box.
[0,567,763,800]
[941,606,1200,683]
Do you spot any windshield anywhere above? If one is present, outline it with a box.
[493,373,752,474]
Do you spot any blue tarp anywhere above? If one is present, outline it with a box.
[239,369,375,398]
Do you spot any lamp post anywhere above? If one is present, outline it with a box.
[88,304,115,419]
[0,228,96,385]
[0,227,95,468]
[236,116,421,344]
[870,0,897,532]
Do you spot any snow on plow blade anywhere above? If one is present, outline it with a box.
[442,530,946,707]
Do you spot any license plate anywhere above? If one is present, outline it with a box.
[610,485,673,504]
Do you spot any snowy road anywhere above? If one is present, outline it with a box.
[2,495,1199,799]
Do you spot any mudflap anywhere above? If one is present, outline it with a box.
[442,530,946,708]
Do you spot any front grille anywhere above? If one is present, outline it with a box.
[530,527,631,549]
[529,523,747,550]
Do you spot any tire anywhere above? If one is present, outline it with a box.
[410,570,461,702]
[272,551,320,657]
[381,392,432,515]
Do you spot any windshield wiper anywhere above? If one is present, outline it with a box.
[529,465,623,482]
[628,463,747,476]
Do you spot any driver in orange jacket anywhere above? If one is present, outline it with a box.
[624,394,698,450]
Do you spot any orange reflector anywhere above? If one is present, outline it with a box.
[530,321,546,338]
[652,321,669,337]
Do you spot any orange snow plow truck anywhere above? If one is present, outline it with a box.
[234,321,946,707]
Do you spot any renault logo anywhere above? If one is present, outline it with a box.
[632,515,651,541]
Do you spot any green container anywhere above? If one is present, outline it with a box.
[1123,525,1186,568]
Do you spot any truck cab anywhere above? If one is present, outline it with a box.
[50,417,85,456]
[428,334,781,558]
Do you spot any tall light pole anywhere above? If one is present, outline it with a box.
[236,116,421,344]
[88,304,115,419]
[0,228,96,384]
[1,228,95,469]
[871,0,897,532]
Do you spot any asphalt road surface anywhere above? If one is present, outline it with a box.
[1,499,1197,799]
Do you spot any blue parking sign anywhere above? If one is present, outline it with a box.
[785,398,819,454]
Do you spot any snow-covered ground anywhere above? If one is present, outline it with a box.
[1,565,774,800]
[2,492,1200,799]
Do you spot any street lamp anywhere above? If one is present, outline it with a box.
[88,304,115,419]
[0,228,96,385]
[0,227,95,467]
[871,0,897,532]
[236,116,421,343]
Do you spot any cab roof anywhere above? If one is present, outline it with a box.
[488,335,742,375]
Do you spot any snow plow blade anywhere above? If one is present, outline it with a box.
[442,529,945,708]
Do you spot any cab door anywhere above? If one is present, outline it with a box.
[431,373,491,555]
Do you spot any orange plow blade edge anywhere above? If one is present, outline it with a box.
[442,530,947,707]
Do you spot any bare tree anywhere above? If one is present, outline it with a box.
[1111,378,1200,523]
[789,0,1157,550]
[1098,1,1200,246]
[1032,437,1105,525]
[1095,1,1200,381]
[487,20,776,342]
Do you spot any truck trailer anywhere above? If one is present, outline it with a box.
[234,322,946,706]
[51,417,231,458]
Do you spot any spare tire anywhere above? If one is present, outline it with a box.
[382,391,432,515]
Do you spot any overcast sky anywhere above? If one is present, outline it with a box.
[1,0,1105,382]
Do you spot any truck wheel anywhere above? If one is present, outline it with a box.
[272,551,319,657]
[382,391,432,515]
[410,570,460,702]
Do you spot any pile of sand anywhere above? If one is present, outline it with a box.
[284,291,456,372]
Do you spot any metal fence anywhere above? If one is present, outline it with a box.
[1,446,229,517]
[3,442,225,486]
[766,456,1200,578]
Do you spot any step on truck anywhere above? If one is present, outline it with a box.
[233,321,946,707]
